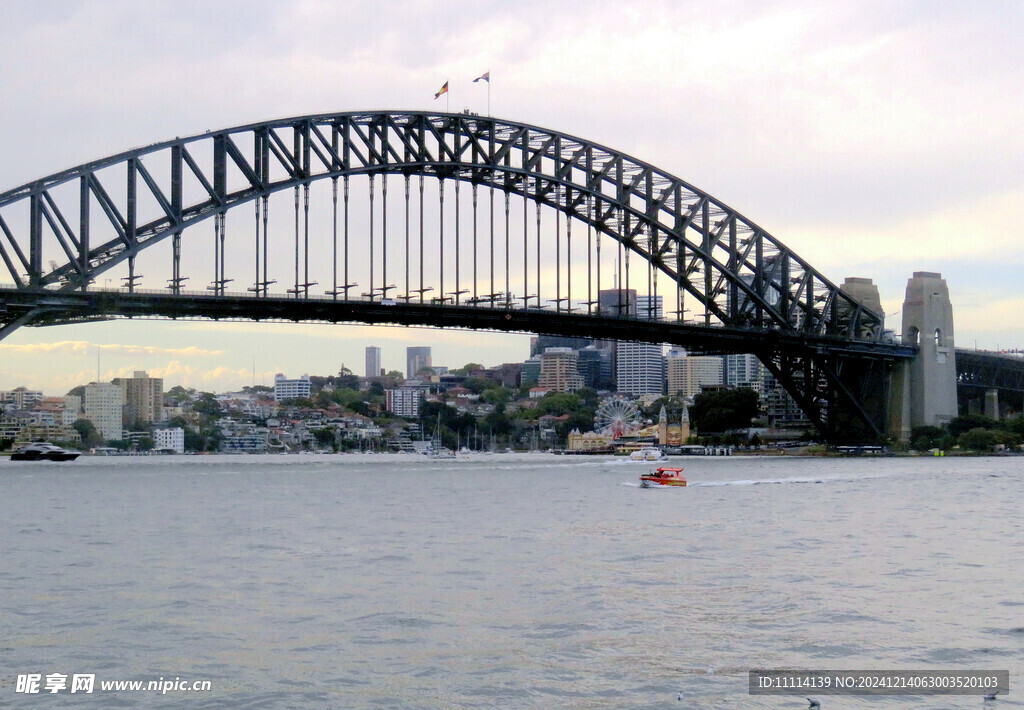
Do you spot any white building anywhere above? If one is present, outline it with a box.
[385,387,423,418]
[274,373,312,402]
[153,427,185,453]
[0,387,44,409]
[84,382,124,441]
[615,342,664,396]
[724,353,764,390]
[666,349,724,398]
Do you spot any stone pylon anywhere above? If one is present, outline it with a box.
[901,272,958,429]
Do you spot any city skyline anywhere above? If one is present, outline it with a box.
[2,1,1022,393]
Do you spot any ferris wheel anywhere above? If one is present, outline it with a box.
[594,397,642,438]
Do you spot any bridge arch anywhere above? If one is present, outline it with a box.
[0,111,907,442]
[0,111,882,339]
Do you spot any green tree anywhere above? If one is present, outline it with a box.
[165,385,195,403]
[949,414,997,437]
[690,388,760,433]
[312,428,337,450]
[72,419,103,447]
[909,425,945,451]
[481,386,513,406]
[191,392,223,418]
[958,427,998,451]
[535,392,583,417]
[281,396,315,408]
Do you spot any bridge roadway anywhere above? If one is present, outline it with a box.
[0,285,918,361]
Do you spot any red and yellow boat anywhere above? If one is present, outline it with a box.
[640,467,687,487]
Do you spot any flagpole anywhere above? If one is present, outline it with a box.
[487,78,490,117]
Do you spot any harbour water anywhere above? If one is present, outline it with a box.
[2,454,1021,708]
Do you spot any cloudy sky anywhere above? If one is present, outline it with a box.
[1,0,1022,394]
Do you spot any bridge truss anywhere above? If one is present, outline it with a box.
[0,111,912,441]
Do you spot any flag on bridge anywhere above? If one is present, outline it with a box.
[434,81,449,99]
[473,71,490,83]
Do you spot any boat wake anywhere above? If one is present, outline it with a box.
[626,472,892,488]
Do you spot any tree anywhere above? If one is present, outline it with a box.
[535,392,583,417]
[690,388,760,433]
[949,414,997,437]
[165,385,195,402]
[66,385,86,399]
[386,370,404,381]
[910,425,945,451]
[72,419,103,447]
[958,427,998,451]
[312,428,337,450]
[191,392,223,418]
[481,386,513,406]
[281,396,315,408]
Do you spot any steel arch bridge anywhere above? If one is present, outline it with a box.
[0,110,914,441]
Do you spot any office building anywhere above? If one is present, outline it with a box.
[615,342,664,396]
[666,349,724,398]
[538,348,585,393]
[637,294,663,321]
[113,370,163,425]
[407,347,432,378]
[724,353,764,390]
[84,382,124,441]
[520,356,541,387]
[274,373,312,402]
[577,347,613,390]
[365,346,382,379]
[530,335,592,358]
[598,288,637,317]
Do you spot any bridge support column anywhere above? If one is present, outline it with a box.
[985,388,1000,420]
[902,272,958,429]
[888,360,911,443]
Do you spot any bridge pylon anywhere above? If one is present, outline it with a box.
[892,272,958,438]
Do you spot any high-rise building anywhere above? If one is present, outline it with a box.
[577,347,613,390]
[385,388,423,417]
[598,288,637,317]
[365,346,382,379]
[538,348,585,393]
[666,349,724,398]
[724,353,764,390]
[530,334,593,357]
[615,342,664,396]
[274,373,311,402]
[84,382,124,441]
[406,347,432,379]
[113,370,163,425]
[636,294,663,321]
[520,355,541,387]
